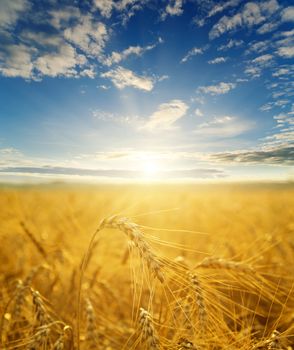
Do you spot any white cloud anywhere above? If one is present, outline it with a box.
[80,67,96,79]
[218,39,243,51]
[245,53,274,78]
[207,0,242,18]
[195,108,204,117]
[257,21,279,34]
[0,0,29,29]
[0,38,95,80]
[245,66,261,78]
[252,54,274,64]
[260,0,280,14]
[281,6,294,22]
[103,40,159,66]
[256,5,293,34]
[101,66,154,91]
[35,44,87,78]
[93,0,146,21]
[181,47,205,63]
[208,56,227,64]
[142,99,188,130]
[92,109,139,125]
[279,29,294,37]
[260,103,273,111]
[209,1,279,40]
[198,82,236,95]
[93,0,114,18]
[165,0,183,17]
[64,15,108,57]
[245,40,270,54]
[277,46,294,58]
[0,44,34,79]
[98,84,110,90]
[272,68,290,77]
[194,116,253,137]
[0,148,24,166]
[194,0,242,27]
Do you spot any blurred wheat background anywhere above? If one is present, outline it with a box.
[0,183,293,349]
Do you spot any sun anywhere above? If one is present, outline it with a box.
[142,161,160,178]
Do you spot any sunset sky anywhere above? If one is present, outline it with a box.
[0,0,293,182]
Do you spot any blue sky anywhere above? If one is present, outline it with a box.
[0,0,293,182]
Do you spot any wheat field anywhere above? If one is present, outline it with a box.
[0,183,293,349]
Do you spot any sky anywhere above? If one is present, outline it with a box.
[0,0,293,183]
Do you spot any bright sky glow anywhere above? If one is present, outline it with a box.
[0,0,293,182]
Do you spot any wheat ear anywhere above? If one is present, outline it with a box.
[26,326,50,350]
[188,272,206,331]
[266,330,283,349]
[85,298,97,349]
[138,307,159,350]
[177,337,197,349]
[100,215,164,283]
[31,289,50,325]
[196,257,255,273]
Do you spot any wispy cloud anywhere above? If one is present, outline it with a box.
[245,53,274,78]
[198,82,236,95]
[194,0,242,27]
[103,38,162,66]
[92,109,140,126]
[208,145,294,165]
[142,99,188,130]
[208,56,228,64]
[194,116,254,137]
[181,47,205,63]
[92,0,147,23]
[217,39,244,51]
[101,66,154,91]
[195,108,204,117]
[0,165,226,180]
[209,0,279,39]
